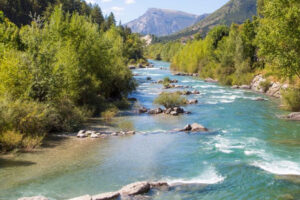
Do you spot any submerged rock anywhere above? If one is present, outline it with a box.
[18,196,49,200]
[187,99,198,104]
[150,182,169,190]
[92,192,120,200]
[90,133,99,138]
[138,107,148,113]
[120,182,150,196]
[240,85,251,89]
[284,112,300,121]
[231,85,239,89]
[192,90,200,94]
[69,195,92,200]
[254,97,267,101]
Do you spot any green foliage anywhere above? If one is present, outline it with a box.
[101,107,119,121]
[154,92,187,109]
[259,80,272,92]
[0,5,145,152]
[282,88,300,111]
[256,0,300,79]
[163,77,171,85]
[145,41,183,62]
[170,21,258,85]
[0,130,23,152]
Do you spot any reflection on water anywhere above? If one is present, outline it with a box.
[1,60,300,200]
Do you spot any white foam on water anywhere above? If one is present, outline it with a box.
[139,129,169,134]
[219,99,234,103]
[194,85,219,89]
[213,135,246,154]
[167,166,225,185]
[252,160,300,175]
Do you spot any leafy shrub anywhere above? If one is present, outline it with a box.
[154,92,187,108]
[282,88,300,111]
[0,130,23,151]
[101,107,119,121]
[47,98,89,132]
[0,98,48,135]
[21,135,44,151]
[260,80,272,92]
[163,77,171,86]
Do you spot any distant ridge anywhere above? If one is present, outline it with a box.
[126,8,209,36]
[159,0,257,41]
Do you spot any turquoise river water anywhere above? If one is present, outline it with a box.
[0,60,300,200]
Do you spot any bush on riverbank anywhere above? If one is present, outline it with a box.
[0,4,146,152]
[282,88,300,111]
[154,92,187,109]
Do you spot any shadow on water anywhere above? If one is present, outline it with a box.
[0,158,36,168]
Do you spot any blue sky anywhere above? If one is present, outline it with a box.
[85,0,229,23]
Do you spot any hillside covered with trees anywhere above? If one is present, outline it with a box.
[0,0,146,152]
[146,0,300,112]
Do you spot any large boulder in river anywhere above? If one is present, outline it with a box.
[92,192,120,200]
[148,108,163,115]
[69,195,92,200]
[120,182,150,196]
[191,123,208,132]
[77,130,88,138]
[18,196,49,200]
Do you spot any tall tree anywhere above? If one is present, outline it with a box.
[256,0,300,78]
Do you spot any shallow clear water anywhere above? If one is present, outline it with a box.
[1,60,300,200]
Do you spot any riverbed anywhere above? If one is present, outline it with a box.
[1,60,300,200]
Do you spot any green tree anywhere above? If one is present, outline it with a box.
[256,0,300,78]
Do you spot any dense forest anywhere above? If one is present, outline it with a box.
[0,0,146,152]
[146,0,300,112]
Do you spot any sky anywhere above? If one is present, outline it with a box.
[85,0,229,24]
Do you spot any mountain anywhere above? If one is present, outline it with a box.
[160,0,257,41]
[126,8,209,36]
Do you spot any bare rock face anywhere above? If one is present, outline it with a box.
[120,182,150,196]
[18,196,49,200]
[266,82,282,98]
[126,8,207,36]
[92,192,120,200]
[69,195,92,200]
[251,74,266,92]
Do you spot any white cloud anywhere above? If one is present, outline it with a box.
[125,0,135,4]
[111,6,124,12]
[101,0,112,2]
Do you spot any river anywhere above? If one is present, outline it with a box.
[1,60,300,200]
